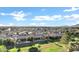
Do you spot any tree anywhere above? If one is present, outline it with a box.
[68,37,79,52]
[0,39,3,45]
[60,31,71,44]
[69,42,79,52]
[27,37,33,42]
[28,47,40,52]
[3,39,14,49]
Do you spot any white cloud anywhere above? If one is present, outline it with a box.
[0,24,5,26]
[32,14,79,22]
[51,15,62,19]
[0,11,27,21]
[32,15,62,21]
[0,13,6,16]
[9,11,26,21]
[63,15,70,18]
[29,22,62,26]
[32,16,50,21]
[9,23,15,26]
[64,7,79,12]
[0,23,15,26]
[71,14,79,19]
[64,14,79,20]
[29,22,46,26]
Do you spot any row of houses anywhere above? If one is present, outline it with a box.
[1,27,79,40]
[4,30,62,39]
[0,27,79,47]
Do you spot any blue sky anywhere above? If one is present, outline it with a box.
[0,7,79,26]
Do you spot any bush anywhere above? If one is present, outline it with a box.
[28,47,40,52]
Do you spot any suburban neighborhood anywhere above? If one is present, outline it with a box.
[0,26,79,52]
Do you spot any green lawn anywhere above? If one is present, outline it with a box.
[9,46,32,52]
[8,42,67,52]
[9,48,18,52]
[0,45,7,52]
[20,46,31,52]
[39,42,66,52]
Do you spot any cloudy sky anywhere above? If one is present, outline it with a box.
[0,7,79,26]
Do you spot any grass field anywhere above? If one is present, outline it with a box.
[8,42,68,52]
[39,42,67,52]
[0,45,7,52]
